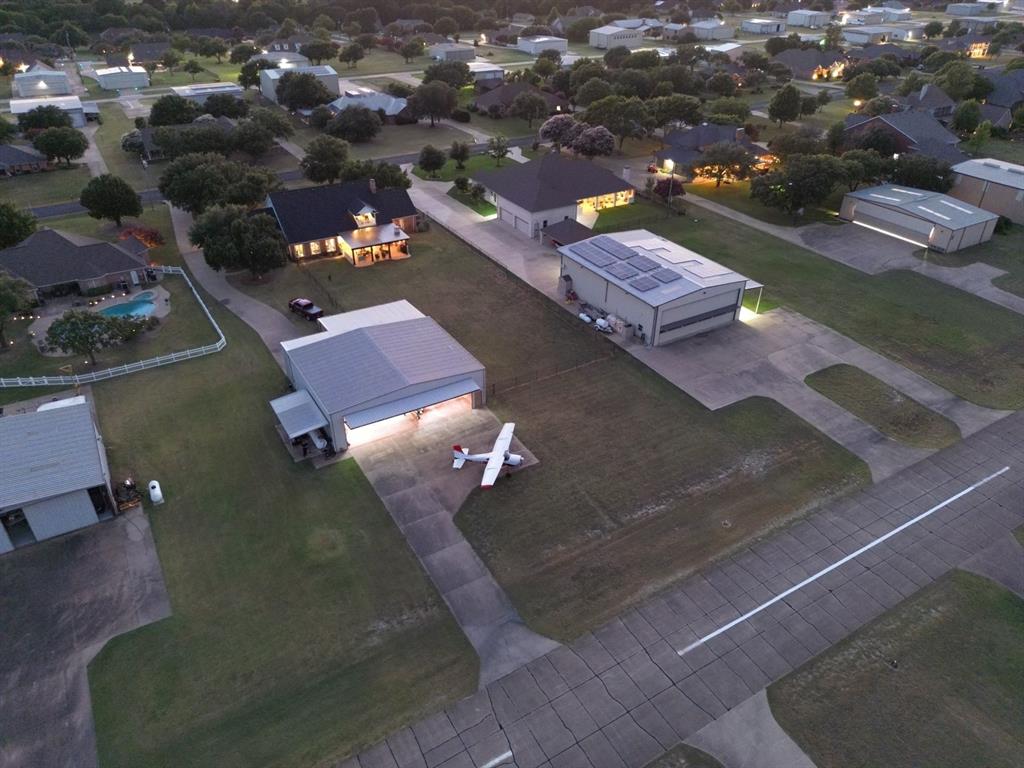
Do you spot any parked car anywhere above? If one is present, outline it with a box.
[288,298,324,321]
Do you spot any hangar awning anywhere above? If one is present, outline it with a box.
[345,378,481,430]
[270,390,328,438]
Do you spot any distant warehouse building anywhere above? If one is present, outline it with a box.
[517,35,568,54]
[787,9,831,27]
[13,65,71,98]
[950,158,1024,224]
[840,184,998,252]
[557,231,758,346]
[95,65,150,90]
[740,18,786,34]
[259,65,340,104]
[9,95,98,128]
[0,399,114,554]
[589,24,644,49]
[171,82,244,104]
[689,20,734,41]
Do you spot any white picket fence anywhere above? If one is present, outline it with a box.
[0,266,227,388]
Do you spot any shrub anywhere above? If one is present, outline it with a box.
[451,108,471,123]
[453,176,470,192]
[119,226,165,248]
[487,104,504,119]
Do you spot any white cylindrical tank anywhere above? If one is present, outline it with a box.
[148,480,164,505]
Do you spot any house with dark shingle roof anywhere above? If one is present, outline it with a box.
[0,144,48,175]
[984,68,1024,110]
[265,180,420,266]
[472,153,634,239]
[655,124,769,177]
[899,84,955,120]
[473,82,569,116]
[0,229,152,296]
[770,48,847,80]
[843,110,966,164]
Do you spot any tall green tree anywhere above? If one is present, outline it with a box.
[149,94,198,126]
[17,105,72,131]
[300,136,350,184]
[695,142,753,187]
[46,310,144,365]
[0,271,34,349]
[0,203,36,249]
[768,84,801,126]
[582,95,652,150]
[79,174,142,226]
[487,134,510,166]
[159,153,279,214]
[189,207,288,279]
[324,106,383,143]
[32,127,88,166]
[423,61,472,88]
[509,91,549,128]
[417,144,447,177]
[275,72,332,110]
[449,141,470,169]
[409,81,458,126]
[751,154,845,219]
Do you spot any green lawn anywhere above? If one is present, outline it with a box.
[228,225,869,640]
[806,364,961,449]
[95,104,161,190]
[684,180,843,227]
[0,75,11,99]
[597,200,1024,410]
[349,122,473,161]
[976,138,1024,165]
[0,164,92,207]
[447,186,496,215]
[336,49,428,76]
[770,571,1024,768]
[919,224,1024,299]
[87,278,475,768]
[412,152,510,181]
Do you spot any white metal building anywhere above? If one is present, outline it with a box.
[271,301,486,452]
[741,18,786,34]
[427,43,477,62]
[950,158,1024,224]
[95,65,150,90]
[9,95,94,127]
[467,61,505,87]
[705,42,744,60]
[259,65,340,103]
[517,35,569,54]
[787,9,831,27]
[840,184,998,252]
[558,231,757,346]
[946,2,996,15]
[689,21,735,41]
[0,398,113,554]
[588,24,645,49]
[171,82,245,104]
[13,66,72,98]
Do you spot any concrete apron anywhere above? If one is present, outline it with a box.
[350,408,559,687]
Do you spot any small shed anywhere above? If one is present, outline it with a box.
[840,184,998,252]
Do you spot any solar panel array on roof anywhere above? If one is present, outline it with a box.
[629,275,659,292]
[652,267,682,283]
[605,262,639,280]
[627,254,659,272]
[571,242,615,268]
[591,234,636,260]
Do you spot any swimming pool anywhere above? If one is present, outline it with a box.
[100,291,157,318]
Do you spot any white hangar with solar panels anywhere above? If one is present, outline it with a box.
[557,230,759,346]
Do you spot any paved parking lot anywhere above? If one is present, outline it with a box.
[0,510,170,768]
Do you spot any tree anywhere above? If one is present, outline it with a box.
[952,99,982,134]
[50,21,89,48]
[891,154,953,192]
[967,120,992,154]
[239,59,274,90]
[540,114,579,152]
[189,207,287,279]
[855,126,902,157]
[923,21,944,39]
[0,271,33,350]
[275,72,332,110]
[198,38,228,63]
[32,127,88,166]
[159,153,279,214]
[300,41,339,65]
[0,202,36,249]
[768,84,801,126]
[839,149,886,191]
[400,40,424,63]
[650,94,702,141]
[816,89,831,111]
[231,120,275,157]
[706,72,737,97]
[409,81,457,126]
[149,94,198,126]
[706,97,748,123]
[0,121,18,144]
[486,134,510,166]
[604,46,632,69]
[694,142,753,187]
[423,60,472,88]
[324,106,383,142]
[935,60,991,101]
[533,57,557,79]
[800,95,819,117]
[418,144,447,177]
[248,107,294,138]
[575,77,613,107]
[572,125,615,159]
[751,154,845,219]
[230,43,259,63]
[17,105,72,131]
[434,16,458,37]
[79,174,141,226]
[340,160,410,188]
[771,127,826,158]
[509,91,549,128]
[183,59,204,82]
[203,94,249,119]
[46,310,143,365]
[309,105,334,130]
[161,49,182,72]
[339,43,365,68]
[300,136,350,184]
[449,141,470,169]
[583,95,652,149]
[845,72,879,101]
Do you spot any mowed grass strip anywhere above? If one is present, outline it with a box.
[917,224,1024,300]
[806,364,961,450]
[0,164,92,207]
[88,291,476,768]
[769,571,1024,768]
[598,201,1024,410]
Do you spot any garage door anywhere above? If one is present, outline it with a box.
[656,291,740,345]
[854,206,930,247]
[22,490,99,541]
[499,208,513,225]
[514,216,532,236]
[345,378,482,429]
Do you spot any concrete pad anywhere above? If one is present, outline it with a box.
[960,535,1024,598]
[686,690,817,768]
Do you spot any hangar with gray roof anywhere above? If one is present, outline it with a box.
[557,231,759,346]
[0,398,113,554]
[270,301,486,453]
[839,184,998,252]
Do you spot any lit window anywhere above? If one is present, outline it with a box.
[309,240,321,255]
[325,238,336,252]
[293,244,305,258]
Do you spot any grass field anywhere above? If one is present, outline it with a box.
[335,48,428,76]
[86,278,475,768]
[684,180,843,227]
[349,122,473,161]
[0,164,92,207]
[806,365,961,449]
[977,138,1024,165]
[412,152,508,181]
[94,104,161,190]
[447,186,496,215]
[597,200,1024,410]
[769,571,1024,768]
[918,225,1024,299]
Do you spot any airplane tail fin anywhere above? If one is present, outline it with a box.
[452,445,467,470]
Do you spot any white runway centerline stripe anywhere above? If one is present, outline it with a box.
[479,749,513,768]
[679,465,1010,656]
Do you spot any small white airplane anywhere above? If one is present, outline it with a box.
[452,422,523,488]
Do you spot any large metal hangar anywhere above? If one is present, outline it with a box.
[557,231,760,346]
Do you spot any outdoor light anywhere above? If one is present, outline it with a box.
[853,99,863,108]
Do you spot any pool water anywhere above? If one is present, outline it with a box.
[100,291,157,318]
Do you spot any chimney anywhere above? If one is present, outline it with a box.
[368,177,377,194]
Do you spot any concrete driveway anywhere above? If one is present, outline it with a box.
[0,510,170,768]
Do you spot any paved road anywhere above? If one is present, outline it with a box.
[339,411,1024,768]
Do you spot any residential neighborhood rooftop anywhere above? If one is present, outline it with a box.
[846,184,998,227]
[472,153,633,213]
[952,158,1024,189]
[0,229,148,288]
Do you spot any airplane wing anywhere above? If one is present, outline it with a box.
[481,450,505,488]
[452,457,466,469]
[491,423,515,457]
